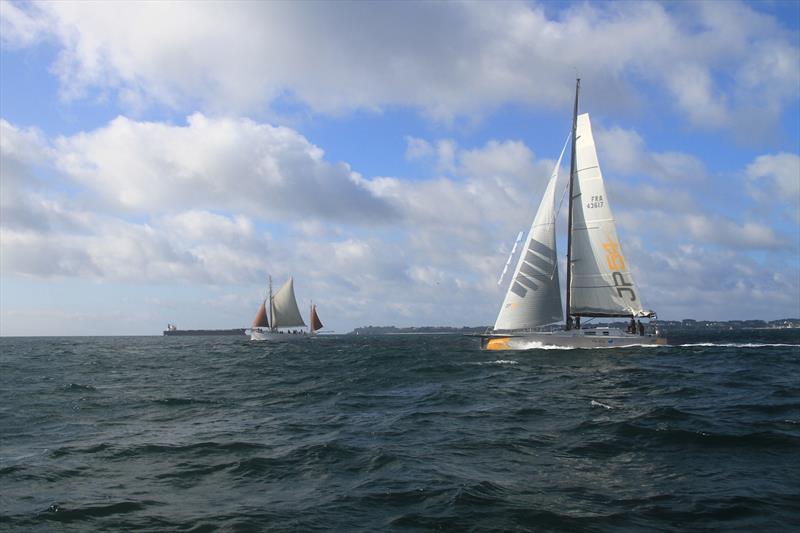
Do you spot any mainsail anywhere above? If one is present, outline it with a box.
[493,138,567,330]
[252,301,269,328]
[271,277,306,328]
[569,113,647,317]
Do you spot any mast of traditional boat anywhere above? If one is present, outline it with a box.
[268,275,274,333]
[565,78,580,331]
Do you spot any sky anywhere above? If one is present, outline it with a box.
[1,0,799,336]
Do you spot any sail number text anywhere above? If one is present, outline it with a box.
[587,195,604,209]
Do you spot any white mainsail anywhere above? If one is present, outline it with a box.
[569,113,646,317]
[493,140,567,330]
[271,277,306,328]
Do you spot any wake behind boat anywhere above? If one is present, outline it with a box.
[250,276,324,341]
[480,79,666,350]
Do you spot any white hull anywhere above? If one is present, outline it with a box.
[480,327,667,350]
[250,328,311,341]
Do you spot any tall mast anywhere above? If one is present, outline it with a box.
[565,78,580,330]
[268,275,273,332]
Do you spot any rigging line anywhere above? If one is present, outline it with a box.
[555,130,572,217]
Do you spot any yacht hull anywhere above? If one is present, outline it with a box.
[250,328,311,341]
[480,329,667,350]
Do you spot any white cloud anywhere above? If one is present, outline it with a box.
[665,63,729,129]
[618,210,786,251]
[1,118,560,330]
[746,152,800,222]
[595,126,707,182]
[159,210,254,244]
[623,242,799,321]
[3,1,797,134]
[2,116,797,333]
[365,137,553,242]
[52,113,395,223]
[0,0,47,47]
[404,136,433,161]
[0,119,50,188]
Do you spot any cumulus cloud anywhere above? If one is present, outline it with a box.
[366,138,553,240]
[595,126,708,182]
[2,115,797,331]
[0,0,47,47]
[624,242,799,321]
[404,136,433,161]
[52,113,395,223]
[2,1,797,134]
[1,208,263,283]
[746,153,800,222]
[1,116,561,329]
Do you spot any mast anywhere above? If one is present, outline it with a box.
[565,78,580,330]
[268,275,274,332]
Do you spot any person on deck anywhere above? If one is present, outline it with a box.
[628,317,636,334]
[637,320,644,336]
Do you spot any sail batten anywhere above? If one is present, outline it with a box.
[568,113,644,317]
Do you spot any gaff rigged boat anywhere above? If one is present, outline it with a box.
[250,277,324,341]
[479,79,666,350]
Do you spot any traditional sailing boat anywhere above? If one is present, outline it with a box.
[480,79,666,350]
[250,276,324,341]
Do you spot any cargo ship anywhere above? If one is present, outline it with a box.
[163,324,247,336]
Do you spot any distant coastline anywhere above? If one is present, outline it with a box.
[348,319,799,336]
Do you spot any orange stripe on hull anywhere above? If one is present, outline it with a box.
[484,337,511,351]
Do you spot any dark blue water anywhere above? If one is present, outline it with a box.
[2,330,799,531]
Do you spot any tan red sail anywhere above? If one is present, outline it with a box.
[252,301,269,328]
[310,305,323,332]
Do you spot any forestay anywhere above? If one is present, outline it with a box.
[569,113,646,317]
[493,138,567,330]
[271,277,307,328]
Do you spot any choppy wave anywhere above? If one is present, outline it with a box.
[62,383,96,392]
[2,330,799,530]
[679,342,800,348]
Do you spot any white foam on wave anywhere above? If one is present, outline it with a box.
[514,341,574,350]
[474,359,519,365]
[590,400,613,410]
[680,343,799,348]
[516,341,665,350]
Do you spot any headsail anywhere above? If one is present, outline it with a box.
[310,304,323,332]
[493,137,567,330]
[569,113,647,317]
[271,277,306,328]
[497,231,524,286]
[252,301,269,328]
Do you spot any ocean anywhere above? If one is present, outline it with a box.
[1,330,798,531]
